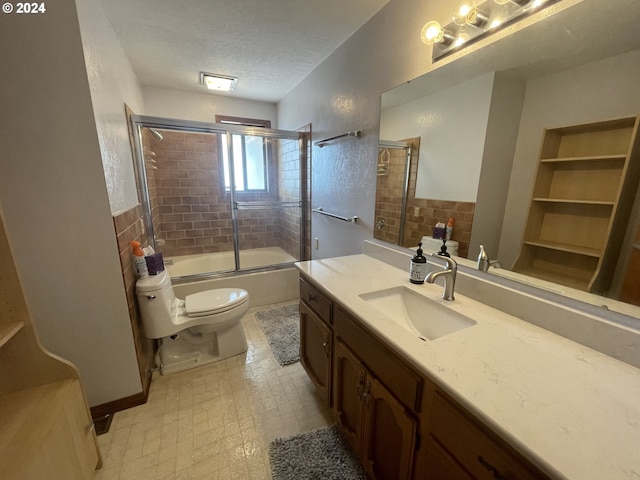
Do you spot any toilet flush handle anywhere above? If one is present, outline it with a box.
[146,295,156,300]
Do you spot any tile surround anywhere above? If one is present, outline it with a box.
[374,137,475,258]
[146,130,306,259]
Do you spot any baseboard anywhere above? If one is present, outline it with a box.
[90,370,152,419]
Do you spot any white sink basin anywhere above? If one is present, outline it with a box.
[359,286,477,341]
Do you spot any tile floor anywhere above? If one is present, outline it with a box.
[94,301,333,480]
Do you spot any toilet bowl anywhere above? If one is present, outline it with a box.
[136,270,249,375]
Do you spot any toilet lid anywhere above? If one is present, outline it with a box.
[184,288,248,317]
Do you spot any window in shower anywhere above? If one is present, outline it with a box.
[217,115,271,193]
[221,134,268,192]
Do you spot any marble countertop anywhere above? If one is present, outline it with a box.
[296,254,640,480]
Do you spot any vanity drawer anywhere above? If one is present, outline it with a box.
[299,277,332,324]
[429,392,546,480]
[334,305,422,412]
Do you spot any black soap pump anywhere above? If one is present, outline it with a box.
[409,242,427,284]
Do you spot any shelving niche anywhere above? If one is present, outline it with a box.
[514,116,640,292]
[0,207,101,479]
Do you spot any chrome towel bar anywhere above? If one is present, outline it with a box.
[314,130,362,147]
[312,207,359,223]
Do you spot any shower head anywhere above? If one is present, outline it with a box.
[148,128,164,141]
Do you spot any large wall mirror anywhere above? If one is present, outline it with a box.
[376,0,640,313]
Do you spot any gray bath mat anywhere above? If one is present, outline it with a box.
[255,303,300,366]
[269,425,366,480]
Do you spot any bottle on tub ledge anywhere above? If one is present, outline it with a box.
[130,240,149,278]
[409,242,427,284]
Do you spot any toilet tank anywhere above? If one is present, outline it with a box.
[135,271,177,339]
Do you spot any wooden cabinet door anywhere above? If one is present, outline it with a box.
[361,377,418,480]
[333,340,366,455]
[299,302,332,405]
[423,437,474,480]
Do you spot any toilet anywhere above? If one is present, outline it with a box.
[136,270,249,375]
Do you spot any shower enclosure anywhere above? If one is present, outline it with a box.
[373,140,413,246]
[130,115,308,282]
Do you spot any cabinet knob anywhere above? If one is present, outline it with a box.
[307,292,317,302]
[146,295,156,300]
[322,334,330,356]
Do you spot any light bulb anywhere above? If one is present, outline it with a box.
[420,21,444,45]
[420,20,454,46]
[452,0,476,25]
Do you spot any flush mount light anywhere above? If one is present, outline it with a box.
[200,72,238,91]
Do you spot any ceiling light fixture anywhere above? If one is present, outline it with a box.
[200,72,238,91]
[421,0,559,61]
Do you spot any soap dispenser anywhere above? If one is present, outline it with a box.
[410,242,427,284]
[477,245,490,272]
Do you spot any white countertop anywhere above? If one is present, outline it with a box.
[296,254,640,480]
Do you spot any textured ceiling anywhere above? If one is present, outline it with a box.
[99,0,390,103]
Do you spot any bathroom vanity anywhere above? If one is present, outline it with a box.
[297,254,640,480]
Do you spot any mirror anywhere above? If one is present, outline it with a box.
[376,0,640,312]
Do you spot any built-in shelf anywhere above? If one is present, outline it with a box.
[532,198,615,206]
[0,321,24,348]
[514,116,640,292]
[523,240,601,258]
[540,154,627,163]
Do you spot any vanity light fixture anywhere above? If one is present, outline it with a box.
[200,72,238,91]
[421,0,560,61]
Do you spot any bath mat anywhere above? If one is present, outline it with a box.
[269,425,366,480]
[255,303,300,366]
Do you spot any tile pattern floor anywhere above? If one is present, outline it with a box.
[94,301,333,479]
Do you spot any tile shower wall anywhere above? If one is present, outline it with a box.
[112,204,154,399]
[374,137,475,258]
[146,130,305,260]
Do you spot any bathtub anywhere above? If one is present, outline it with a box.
[167,247,300,308]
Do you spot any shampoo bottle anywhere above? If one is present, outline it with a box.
[409,242,427,284]
[446,217,455,240]
[477,244,489,272]
[130,240,149,277]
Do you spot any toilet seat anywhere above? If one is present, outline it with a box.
[185,288,249,318]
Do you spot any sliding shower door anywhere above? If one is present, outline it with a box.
[226,131,305,271]
[130,115,306,281]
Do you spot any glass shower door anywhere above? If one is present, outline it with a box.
[227,131,305,271]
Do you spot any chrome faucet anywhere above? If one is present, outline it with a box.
[425,253,457,301]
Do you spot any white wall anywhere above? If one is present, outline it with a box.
[76,0,145,214]
[380,73,495,202]
[499,48,640,268]
[143,87,277,126]
[0,0,142,406]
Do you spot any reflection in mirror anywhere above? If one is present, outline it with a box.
[376,0,640,311]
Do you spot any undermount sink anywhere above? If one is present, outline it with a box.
[359,286,477,341]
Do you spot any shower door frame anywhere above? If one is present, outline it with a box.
[130,114,307,281]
